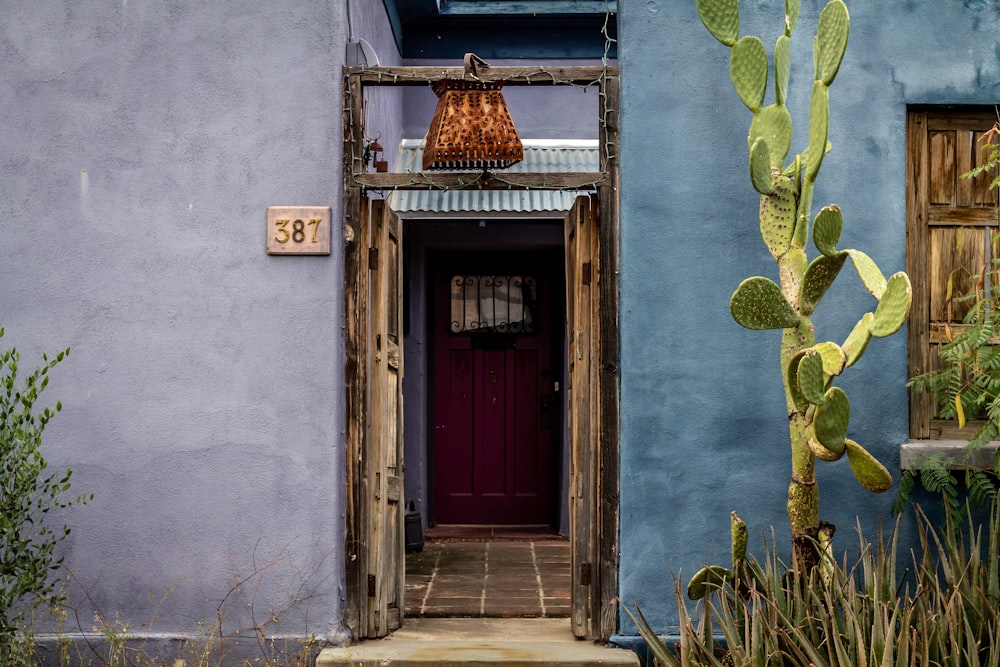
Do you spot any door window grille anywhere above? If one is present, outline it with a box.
[449,275,537,334]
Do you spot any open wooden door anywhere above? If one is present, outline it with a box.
[565,194,601,639]
[345,197,405,639]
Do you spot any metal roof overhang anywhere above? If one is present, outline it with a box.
[389,139,599,218]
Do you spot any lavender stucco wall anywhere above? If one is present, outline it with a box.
[1,0,399,655]
[616,0,1000,642]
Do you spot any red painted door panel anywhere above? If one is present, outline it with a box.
[432,254,557,525]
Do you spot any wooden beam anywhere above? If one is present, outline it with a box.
[352,171,605,191]
[596,70,620,643]
[350,65,613,87]
[439,0,617,15]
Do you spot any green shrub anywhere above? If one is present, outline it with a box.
[900,113,1000,515]
[629,494,1000,666]
[0,327,89,653]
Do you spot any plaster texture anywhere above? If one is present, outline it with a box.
[8,0,1000,659]
[0,0,401,654]
[616,0,1000,640]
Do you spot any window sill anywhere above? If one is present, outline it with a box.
[901,440,999,470]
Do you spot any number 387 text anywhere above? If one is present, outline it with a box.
[274,218,321,244]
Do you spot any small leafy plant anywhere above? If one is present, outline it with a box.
[900,112,1000,515]
[0,327,88,652]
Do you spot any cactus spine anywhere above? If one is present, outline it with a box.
[693,0,911,581]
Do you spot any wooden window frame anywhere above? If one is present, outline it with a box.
[906,106,1000,442]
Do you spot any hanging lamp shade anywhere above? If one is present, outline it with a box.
[422,54,524,171]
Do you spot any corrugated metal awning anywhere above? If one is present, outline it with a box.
[390,139,599,216]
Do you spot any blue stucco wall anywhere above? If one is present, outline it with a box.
[616,0,1000,641]
[0,0,400,655]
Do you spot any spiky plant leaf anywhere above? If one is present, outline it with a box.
[814,386,849,453]
[848,249,887,299]
[842,312,874,367]
[696,0,739,46]
[775,35,791,106]
[815,0,849,86]
[785,0,801,36]
[731,511,748,566]
[749,104,793,169]
[759,174,797,260]
[803,81,830,182]
[813,205,843,256]
[797,349,827,405]
[750,137,774,195]
[787,350,810,412]
[730,35,768,112]
[687,564,732,600]
[730,276,800,329]
[871,272,912,337]
[813,341,846,376]
[845,439,892,493]
[808,435,844,461]
[801,252,848,316]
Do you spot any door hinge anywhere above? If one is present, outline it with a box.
[580,562,592,586]
[581,262,592,285]
[368,574,376,597]
[369,247,378,270]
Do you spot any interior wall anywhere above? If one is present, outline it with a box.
[402,218,570,535]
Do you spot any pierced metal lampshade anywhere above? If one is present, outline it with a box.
[422,55,524,171]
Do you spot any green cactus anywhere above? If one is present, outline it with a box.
[692,0,911,581]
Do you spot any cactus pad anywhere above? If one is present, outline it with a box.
[760,174,797,259]
[801,252,848,316]
[813,205,843,256]
[750,104,793,169]
[696,0,739,47]
[750,137,774,195]
[842,312,874,367]
[849,250,888,299]
[730,36,769,112]
[795,349,827,405]
[845,439,892,493]
[775,35,791,105]
[731,511,748,567]
[813,341,846,376]
[809,435,844,462]
[731,276,800,330]
[785,0,801,37]
[815,1,849,86]
[803,81,830,182]
[871,272,912,337]
[814,386,849,453]
[787,351,810,412]
[687,564,732,600]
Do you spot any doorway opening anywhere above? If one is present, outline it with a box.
[401,221,570,618]
[342,64,619,642]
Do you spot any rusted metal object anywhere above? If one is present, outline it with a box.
[422,54,523,171]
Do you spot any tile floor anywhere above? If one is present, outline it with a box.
[405,533,571,618]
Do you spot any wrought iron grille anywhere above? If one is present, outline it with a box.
[450,274,537,334]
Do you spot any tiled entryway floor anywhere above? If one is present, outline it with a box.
[405,536,571,618]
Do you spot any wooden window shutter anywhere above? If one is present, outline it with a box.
[907,108,1000,439]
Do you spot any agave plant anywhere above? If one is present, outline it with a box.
[628,495,1000,666]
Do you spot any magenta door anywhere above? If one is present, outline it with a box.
[432,253,558,525]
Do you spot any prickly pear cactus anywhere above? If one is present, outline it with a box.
[693,0,911,583]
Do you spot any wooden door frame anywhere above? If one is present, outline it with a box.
[342,65,620,641]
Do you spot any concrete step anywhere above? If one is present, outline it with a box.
[317,618,640,666]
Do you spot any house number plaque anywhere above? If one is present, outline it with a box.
[266,206,331,255]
